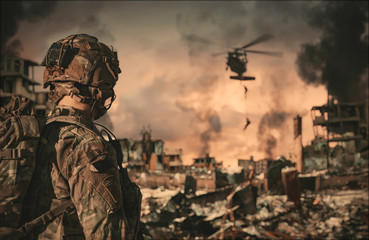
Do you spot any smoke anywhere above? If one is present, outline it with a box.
[296,1,369,103]
[174,3,249,156]
[1,2,115,62]
[1,39,23,57]
[4,2,343,165]
[176,2,248,60]
[175,100,222,156]
[1,1,57,54]
[78,15,115,43]
[258,111,290,159]
[200,113,222,156]
[1,1,117,130]
[174,2,258,156]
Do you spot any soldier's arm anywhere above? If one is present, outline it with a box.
[57,127,127,239]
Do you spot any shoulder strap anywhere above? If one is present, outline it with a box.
[94,123,124,166]
[18,200,74,235]
[46,115,99,136]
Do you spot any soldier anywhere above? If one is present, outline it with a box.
[22,34,138,239]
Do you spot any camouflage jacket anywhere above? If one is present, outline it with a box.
[28,106,128,240]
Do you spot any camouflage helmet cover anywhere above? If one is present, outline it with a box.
[42,34,121,89]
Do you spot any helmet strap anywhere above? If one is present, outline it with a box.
[103,56,118,81]
[88,87,102,119]
[90,98,97,119]
[49,83,92,105]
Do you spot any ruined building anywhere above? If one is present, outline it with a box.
[0,54,49,115]
[193,153,222,171]
[311,101,368,151]
[118,128,183,172]
[162,148,183,172]
[304,101,369,171]
[282,102,369,174]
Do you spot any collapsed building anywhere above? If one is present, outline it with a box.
[0,54,50,113]
[288,101,368,173]
[193,154,223,172]
[140,152,368,239]
[308,101,368,170]
[290,102,369,195]
[138,101,368,239]
[119,127,184,172]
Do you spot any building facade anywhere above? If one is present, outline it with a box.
[0,54,49,115]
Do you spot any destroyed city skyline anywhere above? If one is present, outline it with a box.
[1,1,368,168]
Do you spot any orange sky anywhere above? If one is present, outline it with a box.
[7,1,331,168]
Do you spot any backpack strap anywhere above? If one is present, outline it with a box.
[18,199,74,235]
[46,107,94,130]
[0,149,35,160]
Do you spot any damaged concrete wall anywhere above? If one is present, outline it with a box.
[290,135,303,172]
[303,141,328,172]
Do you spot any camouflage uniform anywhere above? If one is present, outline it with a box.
[31,106,127,239]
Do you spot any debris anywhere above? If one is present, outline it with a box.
[263,231,294,240]
[181,214,216,238]
[281,167,301,210]
[267,158,294,195]
[140,171,368,239]
[219,205,239,240]
[242,225,262,238]
[184,175,197,195]
[233,185,257,216]
[326,217,342,229]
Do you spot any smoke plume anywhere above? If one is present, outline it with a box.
[1,39,23,57]
[1,1,115,62]
[296,1,369,103]
[258,111,290,159]
[200,113,222,156]
[174,2,254,156]
[1,1,57,54]
[175,100,222,156]
[176,2,248,60]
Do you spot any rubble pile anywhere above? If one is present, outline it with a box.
[243,189,368,239]
[140,187,369,239]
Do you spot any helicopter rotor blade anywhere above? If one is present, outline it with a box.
[244,49,283,57]
[241,34,274,49]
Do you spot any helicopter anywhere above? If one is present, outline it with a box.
[212,34,283,80]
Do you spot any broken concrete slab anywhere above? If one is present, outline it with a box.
[281,167,301,210]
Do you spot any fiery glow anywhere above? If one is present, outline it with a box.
[3,1,365,169]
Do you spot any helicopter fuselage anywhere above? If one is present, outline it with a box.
[226,51,247,78]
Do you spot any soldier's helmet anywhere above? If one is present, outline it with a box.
[42,34,121,119]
